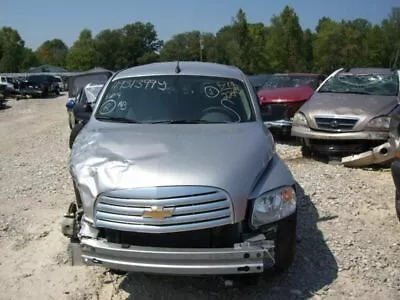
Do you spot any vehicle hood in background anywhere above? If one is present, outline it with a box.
[257,86,314,105]
[300,92,399,130]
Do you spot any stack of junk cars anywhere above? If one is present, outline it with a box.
[253,67,400,168]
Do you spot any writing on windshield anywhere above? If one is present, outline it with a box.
[95,75,255,124]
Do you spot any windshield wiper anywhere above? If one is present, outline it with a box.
[95,116,141,123]
[149,119,228,124]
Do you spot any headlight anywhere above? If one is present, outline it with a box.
[251,186,296,228]
[292,112,308,127]
[366,116,390,131]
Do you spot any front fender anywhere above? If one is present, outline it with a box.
[249,154,296,199]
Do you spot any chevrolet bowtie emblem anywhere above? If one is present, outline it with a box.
[142,206,174,219]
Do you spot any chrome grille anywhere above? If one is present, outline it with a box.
[94,186,234,233]
[315,116,358,132]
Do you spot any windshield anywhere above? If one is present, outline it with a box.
[263,75,320,89]
[95,75,255,124]
[318,73,399,96]
[82,84,103,104]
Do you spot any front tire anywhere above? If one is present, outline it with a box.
[274,213,297,271]
[69,122,85,149]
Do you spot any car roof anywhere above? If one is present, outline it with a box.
[338,68,396,75]
[115,61,245,80]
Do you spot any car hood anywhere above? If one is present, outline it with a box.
[301,92,399,129]
[257,86,314,105]
[70,122,275,222]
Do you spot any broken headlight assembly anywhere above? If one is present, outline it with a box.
[292,112,308,127]
[251,186,296,228]
[366,116,391,131]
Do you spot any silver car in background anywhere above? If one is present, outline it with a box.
[292,68,400,165]
[62,61,299,276]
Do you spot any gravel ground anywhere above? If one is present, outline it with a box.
[0,95,399,300]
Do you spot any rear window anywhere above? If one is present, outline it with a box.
[95,75,255,124]
[263,75,321,90]
[319,73,399,96]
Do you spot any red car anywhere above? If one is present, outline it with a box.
[257,73,325,135]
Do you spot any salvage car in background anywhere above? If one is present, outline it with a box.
[291,67,400,165]
[62,61,299,277]
[66,69,113,148]
[247,73,273,92]
[66,83,104,129]
[18,74,60,98]
[257,73,325,135]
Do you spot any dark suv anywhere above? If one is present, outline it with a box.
[19,75,60,98]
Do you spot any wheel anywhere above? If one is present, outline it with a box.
[396,190,400,221]
[301,139,312,158]
[273,213,297,272]
[301,146,312,158]
[69,122,85,149]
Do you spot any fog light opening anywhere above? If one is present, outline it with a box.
[379,147,388,155]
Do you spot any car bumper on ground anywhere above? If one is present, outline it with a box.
[291,126,388,141]
[341,141,395,167]
[74,236,275,275]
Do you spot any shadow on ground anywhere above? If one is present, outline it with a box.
[116,182,338,299]
[272,133,301,146]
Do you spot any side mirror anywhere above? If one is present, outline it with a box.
[73,103,93,122]
[65,99,75,109]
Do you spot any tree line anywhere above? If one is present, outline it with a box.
[0,6,399,75]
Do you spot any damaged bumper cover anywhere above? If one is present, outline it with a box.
[74,237,275,275]
[341,141,395,167]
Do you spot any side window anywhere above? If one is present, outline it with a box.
[75,90,83,103]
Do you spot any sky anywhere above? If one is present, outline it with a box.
[1,0,398,50]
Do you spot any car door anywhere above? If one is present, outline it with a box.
[72,88,92,124]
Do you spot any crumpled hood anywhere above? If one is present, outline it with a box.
[69,121,275,222]
[302,92,399,118]
[258,86,314,104]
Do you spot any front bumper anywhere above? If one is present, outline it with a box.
[264,120,292,129]
[78,237,275,275]
[291,125,388,140]
[342,141,395,167]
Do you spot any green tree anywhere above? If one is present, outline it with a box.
[36,39,68,67]
[303,29,314,72]
[0,27,25,72]
[20,48,40,71]
[265,6,305,72]
[117,22,162,68]
[66,29,96,71]
[214,25,239,65]
[232,9,251,72]
[382,7,400,68]
[94,29,123,70]
[247,23,269,74]
[159,31,216,62]
[312,18,345,73]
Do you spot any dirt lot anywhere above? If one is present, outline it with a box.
[0,95,399,300]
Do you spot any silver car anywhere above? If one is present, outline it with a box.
[291,68,400,162]
[62,61,298,276]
